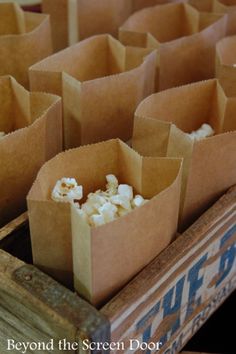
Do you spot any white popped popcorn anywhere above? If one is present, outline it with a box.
[87,193,107,208]
[89,214,105,227]
[118,184,133,201]
[51,177,83,204]
[110,194,131,210]
[0,132,5,138]
[132,195,147,208]
[98,202,117,223]
[81,202,97,216]
[106,174,118,196]
[117,206,130,217]
[52,174,148,227]
[106,174,118,188]
[188,123,214,141]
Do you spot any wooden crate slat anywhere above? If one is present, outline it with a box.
[0,213,28,242]
[1,188,236,353]
[0,250,110,354]
[101,186,236,353]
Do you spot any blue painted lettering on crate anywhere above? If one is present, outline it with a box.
[137,300,160,353]
[160,276,185,346]
[216,224,236,287]
[185,253,208,320]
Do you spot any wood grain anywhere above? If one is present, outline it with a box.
[0,187,235,353]
[0,250,110,354]
[101,186,236,352]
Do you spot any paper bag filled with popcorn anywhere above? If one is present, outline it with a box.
[133,79,236,230]
[27,139,182,304]
[0,2,52,88]
[42,0,181,53]
[119,2,227,91]
[29,34,156,149]
[0,76,62,227]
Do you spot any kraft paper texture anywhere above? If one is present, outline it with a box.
[119,2,227,91]
[0,76,62,227]
[189,0,236,35]
[132,79,236,230]
[216,35,236,97]
[42,0,183,52]
[27,139,182,304]
[0,2,52,88]
[29,34,156,149]
[213,0,236,35]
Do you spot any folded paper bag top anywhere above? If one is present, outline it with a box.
[0,1,26,35]
[41,0,181,53]
[0,2,52,88]
[190,0,236,35]
[29,34,156,149]
[133,78,236,230]
[188,0,214,12]
[8,1,42,14]
[213,0,236,35]
[119,2,223,47]
[27,139,182,303]
[133,0,185,11]
[119,2,227,90]
[216,35,236,97]
[0,75,62,227]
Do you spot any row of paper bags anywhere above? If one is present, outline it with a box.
[41,0,236,51]
[1,76,235,306]
[2,0,236,90]
[26,77,236,306]
[1,0,236,306]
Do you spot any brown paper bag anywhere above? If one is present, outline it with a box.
[0,75,62,227]
[133,79,236,230]
[12,0,41,11]
[133,0,185,11]
[42,0,133,52]
[29,34,156,149]
[119,2,227,91]
[189,1,236,36]
[0,2,52,89]
[188,0,214,11]
[42,0,182,53]
[213,0,236,35]
[216,35,236,97]
[27,139,182,304]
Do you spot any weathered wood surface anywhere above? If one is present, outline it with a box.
[0,249,110,353]
[0,187,236,353]
[101,186,236,353]
[0,212,28,242]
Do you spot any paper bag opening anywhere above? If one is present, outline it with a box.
[0,2,52,88]
[119,3,227,91]
[0,76,62,227]
[119,3,201,48]
[27,139,182,302]
[0,2,26,35]
[216,35,236,97]
[29,34,156,148]
[133,79,236,230]
[69,139,182,306]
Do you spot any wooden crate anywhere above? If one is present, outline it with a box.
[0,186,236,354]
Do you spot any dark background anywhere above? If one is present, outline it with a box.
[184,290,236,354]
